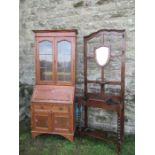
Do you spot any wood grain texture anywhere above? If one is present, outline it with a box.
[31,30,77,141]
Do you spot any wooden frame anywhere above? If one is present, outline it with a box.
[33,30,77,85]
[36,36,55,84]
[77,29,126,154]
[55,37,75,85]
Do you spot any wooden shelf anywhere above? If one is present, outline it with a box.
[80,128,117,144]
[87,54,122,59]
[87,80,121,85]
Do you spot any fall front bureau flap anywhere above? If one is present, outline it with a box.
[31,85,75,103]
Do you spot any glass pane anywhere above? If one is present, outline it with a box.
[40,67,52,80]
[39,40,52,80]
[57,41,71,81]
[39,41,52,54]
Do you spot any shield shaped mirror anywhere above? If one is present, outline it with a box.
[94,46,110,67]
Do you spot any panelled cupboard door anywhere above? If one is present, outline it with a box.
[33,110,51,132]
[52,113,71,133]
[36,37,55,84]
[55,37,75,85]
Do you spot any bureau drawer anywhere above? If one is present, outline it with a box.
[34,104,51,110]
[52,105,69,113]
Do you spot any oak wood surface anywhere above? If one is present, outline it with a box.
[31,30,77,141]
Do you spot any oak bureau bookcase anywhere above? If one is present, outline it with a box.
[31,30,77,141]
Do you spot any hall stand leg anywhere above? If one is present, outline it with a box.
[116,112,121,155]
[84,105,88,128]
[120,109,124,143]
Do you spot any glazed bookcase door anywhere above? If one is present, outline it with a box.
[55,37,75,85]
[33,111,51,132]
[52,113,70,133]
[36,37,55,84]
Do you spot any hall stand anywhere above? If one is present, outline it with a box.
[77,29,126,154]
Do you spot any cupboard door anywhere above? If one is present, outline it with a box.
[36,37,54,84]
[34,111,51,131]
[56,37,75,84]
[53,113,70,133]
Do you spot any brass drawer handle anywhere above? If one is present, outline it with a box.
[59,107,63,110]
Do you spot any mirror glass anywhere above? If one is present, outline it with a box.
[95,46,110,67]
